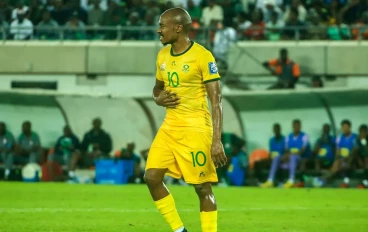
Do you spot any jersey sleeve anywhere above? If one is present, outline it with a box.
[199,51,220,84]
[155,59,164,81]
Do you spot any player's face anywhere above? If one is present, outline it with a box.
[293,122,301,133]
[360,128,368,138]
[157,16,177,45]
[322,124,330,135]
[342,123,351,134]
[273,125,280,135]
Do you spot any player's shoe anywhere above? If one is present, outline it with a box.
[339,183,349,188]
[260,180,274,188]
[282,180,294,188]
[182,228,188,232]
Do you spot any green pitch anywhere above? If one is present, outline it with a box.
[0,182,367,232]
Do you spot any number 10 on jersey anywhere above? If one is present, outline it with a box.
[167,72,179,87]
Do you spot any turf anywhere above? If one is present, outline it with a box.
[0,182,367,232]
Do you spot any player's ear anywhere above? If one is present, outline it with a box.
[176,24,183,33]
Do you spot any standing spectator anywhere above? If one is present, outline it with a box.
[245,9,265,40]
[48,125,80,179]
[265,10,284,40]
[0,0,13,23]
[283,0,307,22]
[64,11,86,40]
[283,8,306,40]
[212,20,236,64]
[311,120,358,188]
[313,124,336,174]
[28,0,43,25]
[262,0,283,23]
[51,0,68,25]
[0,122,15,180]
[15,121,41,164]
[80,118,112,168]
[307,10,326,40]
[187,0,202,21]
[11,0,28,20]
[37,10,59,39]
[260,123,286,188]
[283,119,311,188]
[263,48,300,89]
[10,9,33,40]
[88,0,105,26]
[200,0,223,27]
[354,124,368,188]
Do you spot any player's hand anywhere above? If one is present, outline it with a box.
[154,90,180,108]
[211,140,227,168]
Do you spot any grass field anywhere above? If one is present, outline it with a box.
[0,182,367,232]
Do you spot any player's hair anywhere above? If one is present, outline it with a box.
[359,124,368,131]
[341,119,351,127]
[273,123,281,128]
[293,119,301,124]
[0,121,5,127]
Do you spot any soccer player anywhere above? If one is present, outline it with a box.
[313,124,336,174]
[144,8,227,232]
[354,124,368,188]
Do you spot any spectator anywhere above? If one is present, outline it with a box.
[140,11,156,40]
[11,0,28,20]
[64,11,86,40]
[0,14,9,40]
[263,0,283,23]
[283,7,306,40]
[310,120,358,188]
[236,11,251,30]
[187,0,202,22]
[313,124,336,174]
[256,0,283,10]
[263,48,300,89]
[260,123,286,188]
[200,0,223,27]
[245,9,265,40]
[44,0,55,11]
[37,10,59,40]
[307,10,326,40]
[283,119,311,188]
[327,0,342,23]
[145,0,160,20]
[51,0,68,25]
[15,121,41,165]
[265,10,284,40]
[105,9,124,40]
[124,11,142,40]
[354,124,368,188]
[352,11,368,40]
[309,0,329,24]
[80,0,107,11]
[10,9,33,40]
[0,0,13,23]
[128,0,146,19]
[311,75,324,87]
[28,0,43,25]
[68,0,88,24]
[283,0,307,22]
[88,0,105,26]
[80,118,112,168]
[327,17,351,40]
[0,122,15,180]
[48,125,80,179]
[115,142,142,183]
[212,20,236,64]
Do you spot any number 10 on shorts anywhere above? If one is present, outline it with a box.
[191,151,207,167]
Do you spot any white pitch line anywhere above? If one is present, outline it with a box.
[0,207,367,213]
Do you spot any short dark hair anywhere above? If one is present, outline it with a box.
[341,119,351,127]
[293,119,301,124]
[359,124,368,131]
[274,123,281,128]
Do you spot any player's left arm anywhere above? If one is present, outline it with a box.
[206,80,227,168]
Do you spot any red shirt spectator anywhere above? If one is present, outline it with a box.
[245,9,265,40]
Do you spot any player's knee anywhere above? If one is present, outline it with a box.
[194,183,212,198]
[144,169,164,187]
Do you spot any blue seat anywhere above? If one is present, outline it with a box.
[95,159,135,185]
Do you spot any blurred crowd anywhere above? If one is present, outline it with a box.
[1,0,368,40]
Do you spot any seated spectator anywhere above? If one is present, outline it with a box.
[0,122,15,180]
[310,120,358,188]
[128,0,146,19]
[10,9,33,40]
[309,0,329,24]
[80,118,112,168]
[283,0,307,23]
[51,0,68,25]
[265,10,284,40]
[354,124,368,188]
[327,17,351,40]
[327,0,342,24]
[0,14,9,40]
[145,0,160,18]
[352,11,368,40]
[307,10,326,40]
[245,9,265,40]
[140,11,156,40]
[311,75,324,87]
[68,0,88,24]
[37,10,59,40]
[262,0,282,23]
[260,123,286,188]
[11,0,28,20]
[115,142,142,183]
[88,0,105,26]
[200,0,223,27]
[15,121,41,164]
[283,7,306,40]
[313,124,336,174]
[124,11,142,40]
[263,48,300,89]
[64,11,86,40]
[48,125,80,180]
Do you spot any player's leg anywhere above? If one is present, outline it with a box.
[261,155,281,188]
[194,183,217,232]
[1,152,13,180]
[283,154,299,188]
[144,129,186,232]
[362,157,368,188]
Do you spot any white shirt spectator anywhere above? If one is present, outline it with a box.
[201,4,224,27]
[11,6,29,20]
[256,0,283,9]
[80,0,108,11]
[263,6,283,22]
[10,18,33,40]
[283,5,307,22]
[213,26,236,61]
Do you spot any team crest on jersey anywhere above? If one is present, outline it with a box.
[160,62,166,71]
[182,64,190,72]
[208,62,218,75]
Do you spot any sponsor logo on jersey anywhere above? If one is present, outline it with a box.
[160,62,166,71]
[208,62,218,75]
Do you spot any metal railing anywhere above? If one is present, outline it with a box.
[2,25,368,44]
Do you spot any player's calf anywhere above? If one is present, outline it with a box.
[194,183,217,232]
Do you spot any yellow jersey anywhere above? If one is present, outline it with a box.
[156,41,220,133]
